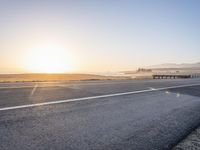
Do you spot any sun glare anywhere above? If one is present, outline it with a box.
[25,45,73,73]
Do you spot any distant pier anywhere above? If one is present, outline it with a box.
[153,74,200,79]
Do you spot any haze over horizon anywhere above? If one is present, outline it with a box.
[0,0,200,74]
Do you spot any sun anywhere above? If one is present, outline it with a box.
[25,44,73,73]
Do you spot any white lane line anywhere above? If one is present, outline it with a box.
[30,84,38,96]
[0,83,200,112]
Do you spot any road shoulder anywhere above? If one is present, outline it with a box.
[173,125,200,150]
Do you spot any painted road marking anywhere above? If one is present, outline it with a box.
[30,84,38,96]
[0,83,200,111]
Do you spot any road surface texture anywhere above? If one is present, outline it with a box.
[0,79,200,150]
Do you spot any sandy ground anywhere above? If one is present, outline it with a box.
[0,74,130,83]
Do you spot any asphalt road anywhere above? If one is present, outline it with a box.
[0,79,200,150]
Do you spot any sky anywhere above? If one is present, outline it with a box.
[0,0,200,73]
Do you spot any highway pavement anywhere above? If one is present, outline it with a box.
[0,79,200,150]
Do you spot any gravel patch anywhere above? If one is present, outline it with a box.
[173,126,200,150]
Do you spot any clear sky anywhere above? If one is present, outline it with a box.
[0,0,199,73]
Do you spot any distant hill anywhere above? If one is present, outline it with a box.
[147,62,200,69]
[122,62,200,78]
